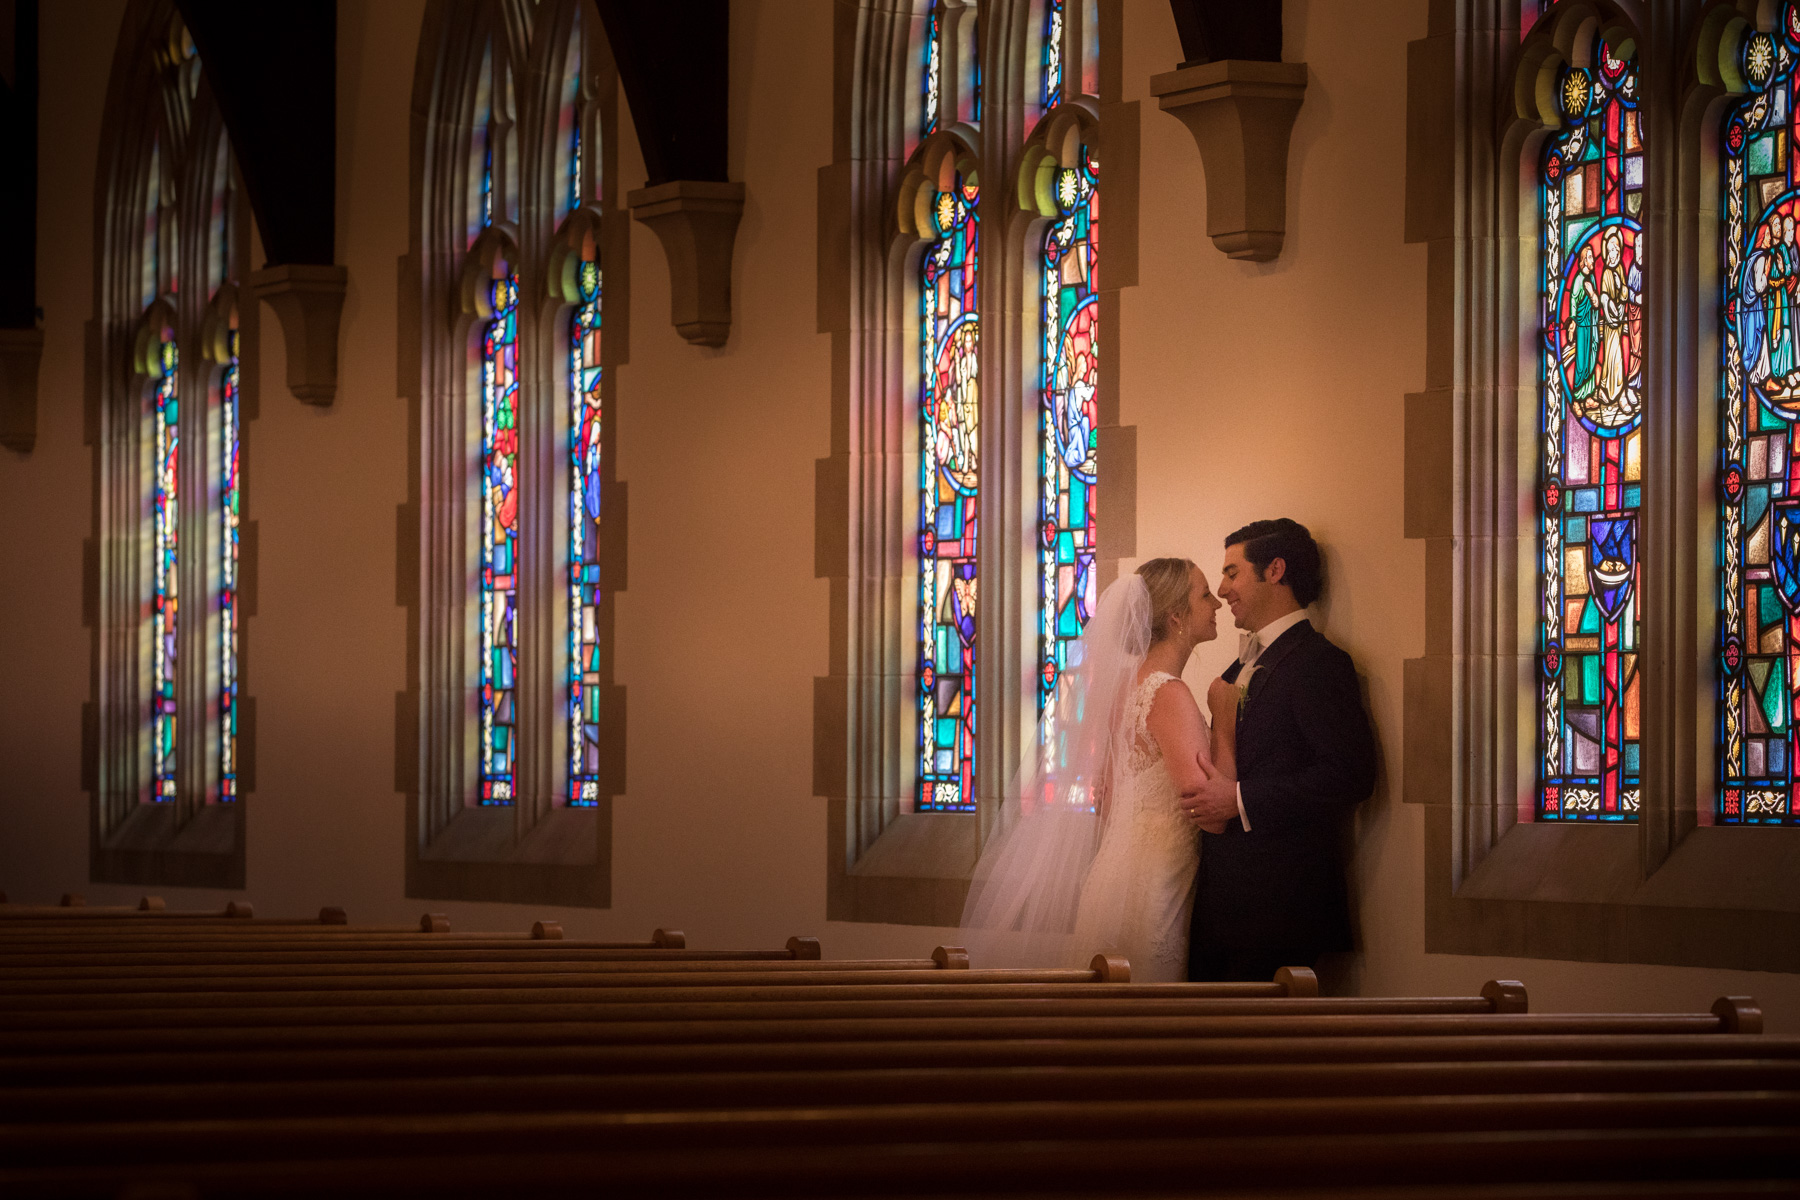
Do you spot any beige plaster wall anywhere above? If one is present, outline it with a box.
[2,0,1797,1028]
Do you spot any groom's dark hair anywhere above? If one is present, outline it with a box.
[1226,518,1323,607]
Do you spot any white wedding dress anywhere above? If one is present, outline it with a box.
[959,576,1203,979]
[1067,671,1200,982]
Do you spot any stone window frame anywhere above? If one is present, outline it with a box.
[816,0,1139,926]
[1405,0,1799,973]
[86,0,255,889]
[403,0,629,908]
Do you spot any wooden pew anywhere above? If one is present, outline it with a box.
[0,908,1789,1199]
[1,1049,1795,1123]
[0,1002,1768,1060]
[0,985,1535,1028]
[0,1108,1793,1197]
[6,1030,1795,1087]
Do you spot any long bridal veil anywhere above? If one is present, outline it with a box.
[959,573,1154,967]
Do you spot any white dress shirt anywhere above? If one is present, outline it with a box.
[1232,608,1310,832]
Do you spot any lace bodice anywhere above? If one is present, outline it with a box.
[1124,670,1180,775]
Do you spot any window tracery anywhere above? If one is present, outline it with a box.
[91,2,251,886]
[410,0,621,900]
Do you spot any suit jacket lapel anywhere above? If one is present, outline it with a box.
[1243,619,1313,706]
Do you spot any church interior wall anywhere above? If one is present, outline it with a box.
[1,0,1796,1027]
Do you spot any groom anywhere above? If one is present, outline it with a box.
[1179,519,1377,983]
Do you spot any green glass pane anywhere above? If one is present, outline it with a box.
[1581,654,1601,705]
[1768,659,1789,733]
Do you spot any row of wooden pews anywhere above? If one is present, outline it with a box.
[0,894,1795,1197]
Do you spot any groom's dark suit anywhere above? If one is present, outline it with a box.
[1188,619,1376,982]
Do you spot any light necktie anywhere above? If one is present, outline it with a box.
[1240,631,1263,668]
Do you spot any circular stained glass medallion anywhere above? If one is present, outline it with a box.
[1554,219,1645,435]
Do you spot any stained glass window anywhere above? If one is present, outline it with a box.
[1043,0,1064,105]
[151,329,179,802]
[479,261,520,805]
[1718,13,1800,826]
[219,324,240,802]
[922,0,942,139]
[1535,44,1643,822]
[918,175,980,814]
[569,224,603,807]
[1039,150,1098,729]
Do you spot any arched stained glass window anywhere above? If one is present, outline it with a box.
[467,38,521,807]
[150,327,179,801]
[918,174,980,814]
[569,230,602,807]
[1719,15,1800,826]
[479,258,521,805]
[219,316,241,801]
[1038,149,1098,725]
[1536,44,1644,822]
[413,0,624,900]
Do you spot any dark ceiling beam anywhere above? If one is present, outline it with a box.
[174,0,336,267]
[1168,0,1282,67]
[0,0,41,452]
[175,0,344,404]
[0,0,40,329]
[593,0,742,348]
[590,0,729,186]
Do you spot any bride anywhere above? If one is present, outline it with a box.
[960,557,1235,981]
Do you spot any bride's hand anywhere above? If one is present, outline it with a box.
[1206,676,1237,723]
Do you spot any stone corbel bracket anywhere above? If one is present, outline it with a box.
[0,328,44,453]
[249,264,349,405]
[1149,60,1309,262]
[627,180,745,348]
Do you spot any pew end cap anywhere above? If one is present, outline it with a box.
[137,895,165,912]
[1714,995,1763,1034]
[420,913,450,933]
[318,906,348,925]
[1274,966,1318,997]
[1090,954,1131,982]
[653,928,686,949]
[61,893,85,907]
[532,921,564,940]
[225,900,254,919]
[1482,979,1529,1013]
[787,936,822,960]
[932,945,971,970]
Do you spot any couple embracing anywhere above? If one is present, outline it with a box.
[961,519,1377,983]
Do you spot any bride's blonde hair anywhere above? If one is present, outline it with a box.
[1136,557,1198,643]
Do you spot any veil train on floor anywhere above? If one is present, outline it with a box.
[958,574,1154,968]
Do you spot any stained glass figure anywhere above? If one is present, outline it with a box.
[1043,0,1064,105]
[1039,150,1099,736]
[219,324,240,802]
[922,0,942,139]
[151,329,179,802]
[479,264,520,804]
[569,226,603,807]
[1718,8,1800,825]
[1536,43,1644,822]
[918,175,980,813]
